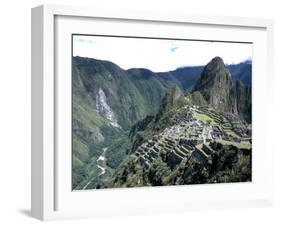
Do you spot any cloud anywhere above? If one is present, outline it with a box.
[73,35,252,72]
[73,36,96,45]
[170,46,179,52]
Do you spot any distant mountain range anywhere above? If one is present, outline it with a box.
[72,56,252,189]
[156,59,252,89]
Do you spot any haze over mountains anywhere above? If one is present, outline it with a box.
[72,56,252,189]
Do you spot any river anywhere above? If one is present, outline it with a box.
[82,147,107,190]
[97,147,107,176]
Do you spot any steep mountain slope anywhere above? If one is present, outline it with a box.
[72,62,117,189]
[193,57,251,122]
[193,57,233,111]
[74,57,151,130]
[126,68,169,114]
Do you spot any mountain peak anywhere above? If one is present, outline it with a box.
[205,56,227,74]
[157,85,183,117]
[194,57,231,90]
[211,56,224,64]
[192,57,233,112]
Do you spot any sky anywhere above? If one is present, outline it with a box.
[73,35,252,72]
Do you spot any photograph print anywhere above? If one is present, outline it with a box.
[72,35,252,190]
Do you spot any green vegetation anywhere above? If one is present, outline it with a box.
[219,140,251,149]
[186,91,208,107]
[196,113,215,124]
[73,153,100,190]
[225,131,240,139]
[106,136,132,169]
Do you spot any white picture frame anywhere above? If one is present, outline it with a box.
[31,4,274,221]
